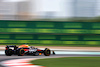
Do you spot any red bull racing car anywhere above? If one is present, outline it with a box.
[5,45,52,56]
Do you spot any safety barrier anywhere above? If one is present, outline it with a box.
[0,20,99,45]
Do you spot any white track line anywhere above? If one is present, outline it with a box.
[0,51,5,55]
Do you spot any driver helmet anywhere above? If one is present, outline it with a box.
[19,44,29,48]
[30,46,35,49]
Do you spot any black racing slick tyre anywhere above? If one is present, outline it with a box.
[5,49,13,56]
[44,48,51,56]
[17,49,25,56]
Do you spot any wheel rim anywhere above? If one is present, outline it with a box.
[20,50,24,55]
[47,50,50,54]
[46,50,50,56]
[21,50,24,54]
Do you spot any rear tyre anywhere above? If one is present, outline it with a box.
[44,48,51,56]
[17,49,25,56]
[5,49,13,56]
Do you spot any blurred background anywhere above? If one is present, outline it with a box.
[0,0,100,21]
[0,1,100,67]
[0,0,100,46]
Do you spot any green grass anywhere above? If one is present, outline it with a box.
[1,44,100,47]
[31,57,100,67]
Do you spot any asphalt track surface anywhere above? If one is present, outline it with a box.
[1,51,100,67]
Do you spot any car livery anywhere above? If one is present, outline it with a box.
[5,45,52,56]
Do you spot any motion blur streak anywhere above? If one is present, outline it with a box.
[0,0,100,20]
[0,58,44,67]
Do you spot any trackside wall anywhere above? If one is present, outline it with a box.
[0,20,100,45]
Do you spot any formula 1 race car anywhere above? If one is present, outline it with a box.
[5,45,52,56]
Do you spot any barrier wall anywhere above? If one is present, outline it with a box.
[0,20,100,45]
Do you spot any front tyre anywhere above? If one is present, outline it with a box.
[44,48,51,56]
[5,49,13,56]
[17,49,25,56]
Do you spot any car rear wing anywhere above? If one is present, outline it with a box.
[6,45,18,50]
[6,45,17,47]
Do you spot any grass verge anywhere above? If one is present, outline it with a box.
[1,44,100,47]
[31,57,100,67]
